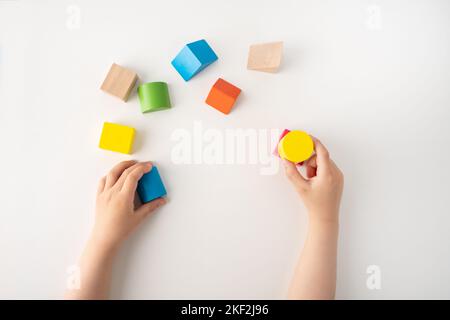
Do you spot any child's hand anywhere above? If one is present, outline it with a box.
[92,160,166,250]
[65,161,166,299]
[283,138,344,224]
[285,139,343,299]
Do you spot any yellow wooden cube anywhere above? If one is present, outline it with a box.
[99,122,135,154]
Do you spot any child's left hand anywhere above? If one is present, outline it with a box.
[92,160,166,251]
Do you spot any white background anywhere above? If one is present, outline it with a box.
[1,0,449,299]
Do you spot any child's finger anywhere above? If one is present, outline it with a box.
[114,162,151,191]
[105,160,137,189]
[283,159,309,192]
[135,198,166,223]
[311,137,330,172]
[97,176,106,195]
[120,162,153,196]
[305,155,317,169]
[305,155,317,178]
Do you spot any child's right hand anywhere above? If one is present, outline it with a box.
[283,138,344,224]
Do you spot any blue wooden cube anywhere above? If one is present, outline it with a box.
[137,166,167,203]
[171,39,218,81]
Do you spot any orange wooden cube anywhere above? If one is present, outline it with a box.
[205,78,241,114]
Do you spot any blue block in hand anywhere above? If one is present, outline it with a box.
[171,39,218,81]
[137,166,167,203]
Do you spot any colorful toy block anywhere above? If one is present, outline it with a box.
[273,129,291,156]
[171,39,218,81]
[100,63,138,101]
[137,166,167,203]
[273,129,303,165]
[247,41,283,73]
[137,82,172,113]
[278,130,314,163]
[205,78,241,114]
[98,122,135,155]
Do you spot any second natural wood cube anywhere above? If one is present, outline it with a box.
[247,41,283,73]
[100,63,138,101]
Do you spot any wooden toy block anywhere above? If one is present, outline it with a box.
[205,78,241,114]
[98,122,135,154]
[100,63,138,101]
[273,129,304,165]
[273,129,291,156]
[278,130,314,163]
[171,39,218,81]
[247,41,283,73]
[137,82,172,113]
[137,166,167,203]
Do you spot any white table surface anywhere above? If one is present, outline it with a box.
[1,0,450,299]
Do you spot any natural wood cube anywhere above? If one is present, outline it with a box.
[247,41,283,73]
[100,63,138,101]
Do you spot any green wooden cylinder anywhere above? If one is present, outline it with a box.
[137,82,172,113]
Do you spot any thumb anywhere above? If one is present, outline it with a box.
[283,159,309,192]
[135,197,166,223]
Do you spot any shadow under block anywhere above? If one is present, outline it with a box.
[247,41,283,73]
[137,82,171,113]
[100,63,138,101]
[99,122,135,155]
[137,166,167,203]
[205,78,241,115]
[278,130,314,163]
[171,39,218,81]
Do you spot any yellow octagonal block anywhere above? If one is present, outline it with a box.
[278,130,314,163]
[99,122,135,154]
